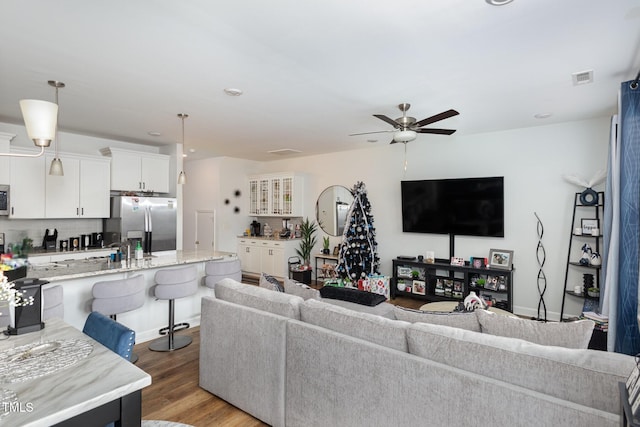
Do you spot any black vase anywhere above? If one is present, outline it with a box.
[322,248,330,254]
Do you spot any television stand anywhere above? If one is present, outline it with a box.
[391,257,514,312]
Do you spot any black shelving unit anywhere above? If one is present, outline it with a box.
[559,192,604,321]
[391,258,513,312]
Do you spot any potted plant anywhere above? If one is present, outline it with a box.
[322,236,331,254]
[295,217,318,266]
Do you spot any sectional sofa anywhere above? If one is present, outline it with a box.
[199,278,635,427]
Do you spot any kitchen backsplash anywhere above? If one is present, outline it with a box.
[0,218,103,251]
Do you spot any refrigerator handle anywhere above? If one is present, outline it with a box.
[147,206,152,232]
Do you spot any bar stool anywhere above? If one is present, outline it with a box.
[148,264,198,352]
[204,258,242,289]
[91,274,145,362]
[42,285,64,320]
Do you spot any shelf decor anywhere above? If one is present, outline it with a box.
[488,249,514,270]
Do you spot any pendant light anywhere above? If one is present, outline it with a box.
[0,99,58,158]
[177,113,188,185]
[48,80,65,176]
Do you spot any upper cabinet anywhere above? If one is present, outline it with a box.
[8,151,110,219]
[100,147,170,193]
[248,173,304,217]
[10,154,46,218]
[45,155,110,218]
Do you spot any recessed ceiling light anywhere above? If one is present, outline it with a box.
[189,148,196,153]
[367,139,378,143]
[224,88,243,96]
[485,0,513,5]
[534,112,552,119]
[148,131,161,137]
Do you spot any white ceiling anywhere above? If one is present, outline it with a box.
[1,1,639,162]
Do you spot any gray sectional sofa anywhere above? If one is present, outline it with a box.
[199,278,635,427]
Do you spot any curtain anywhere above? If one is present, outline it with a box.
[603,80,640,355]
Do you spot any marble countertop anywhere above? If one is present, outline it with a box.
[237,235,301,241]
[26,250,238,282]
[0,318,151,426]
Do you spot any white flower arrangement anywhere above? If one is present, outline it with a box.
[0,273,34,315]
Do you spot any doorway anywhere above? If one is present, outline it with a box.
[195,210,216,251]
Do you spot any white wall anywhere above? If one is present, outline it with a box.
[185,117,610,320]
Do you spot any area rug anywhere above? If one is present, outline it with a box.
[142,421,194,427]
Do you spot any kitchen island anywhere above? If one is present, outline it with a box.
[25,250,238,342]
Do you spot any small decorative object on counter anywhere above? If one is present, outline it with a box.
[135,241,143,260]
[263,223,272,238]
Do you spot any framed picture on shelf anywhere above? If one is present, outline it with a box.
[497,276,507,292]
[489,249,514,270]
[412,280,426,295]
[471,257,486,269]
[581,218,599,235]
[333,246,340,256]
[485,276,499,291]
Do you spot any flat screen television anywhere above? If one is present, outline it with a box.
[401,177,504,237]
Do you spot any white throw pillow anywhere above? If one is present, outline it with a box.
[283,277,320,300]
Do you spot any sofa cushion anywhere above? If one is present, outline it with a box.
[319,286,386,306]
[300,299,409,352]
[393,306,481,332]
[320,298,396,319]
[214,278,303,319]
[259,273,284,292]
[406,322,635,414]
[284,277,320,300]
[476,309,595,349]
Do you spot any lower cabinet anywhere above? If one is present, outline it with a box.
[237,238,298,278]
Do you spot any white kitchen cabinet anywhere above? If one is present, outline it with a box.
[237,237,298,278]
[258,240,285,277]
[237,238,262,274]
[101,147,170,193]
[10,153,46,218]
[247,173,304,217]
[46,155,110,218]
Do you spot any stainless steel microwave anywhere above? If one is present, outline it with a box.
[0,185,9,216]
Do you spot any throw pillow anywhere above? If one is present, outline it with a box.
[259,273,284,292]
[319,286,386,306]
[393,306,481,332]
[475,309,595,349]
[283,277,320,300]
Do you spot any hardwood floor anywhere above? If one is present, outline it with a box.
[134,288,421,426]
[136,327,267,427]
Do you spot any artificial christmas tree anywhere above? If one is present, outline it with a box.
[336,181,380,283]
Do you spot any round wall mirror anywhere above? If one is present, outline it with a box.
[316,185,354,236]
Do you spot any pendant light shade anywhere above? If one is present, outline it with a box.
[48,80,65,176]
[19,99,58,147]
[177,113,189,185]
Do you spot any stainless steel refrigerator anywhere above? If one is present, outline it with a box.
[103,196,177,253]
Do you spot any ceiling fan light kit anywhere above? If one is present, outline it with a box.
[394,130,417,143]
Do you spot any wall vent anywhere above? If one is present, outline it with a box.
[267,148,301,156]
[572,70,594,85]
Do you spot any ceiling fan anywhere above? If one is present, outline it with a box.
[350,103,459,144]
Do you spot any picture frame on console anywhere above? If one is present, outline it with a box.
[471,257,486,269]
[489,249,514,270]
[412,280,426,295]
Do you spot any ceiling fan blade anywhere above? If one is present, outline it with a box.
[373,114,401,128]
[413,109,459,128]
[415,128,457,135]
[349,130,395,136]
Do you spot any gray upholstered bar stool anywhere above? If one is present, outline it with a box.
[91,274,146,321]
[148,264,198,352]
[91,274,145,362]
[204,258,241,289]
[42,285,64,320]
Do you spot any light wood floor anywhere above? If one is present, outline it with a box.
[135,292,421,426]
